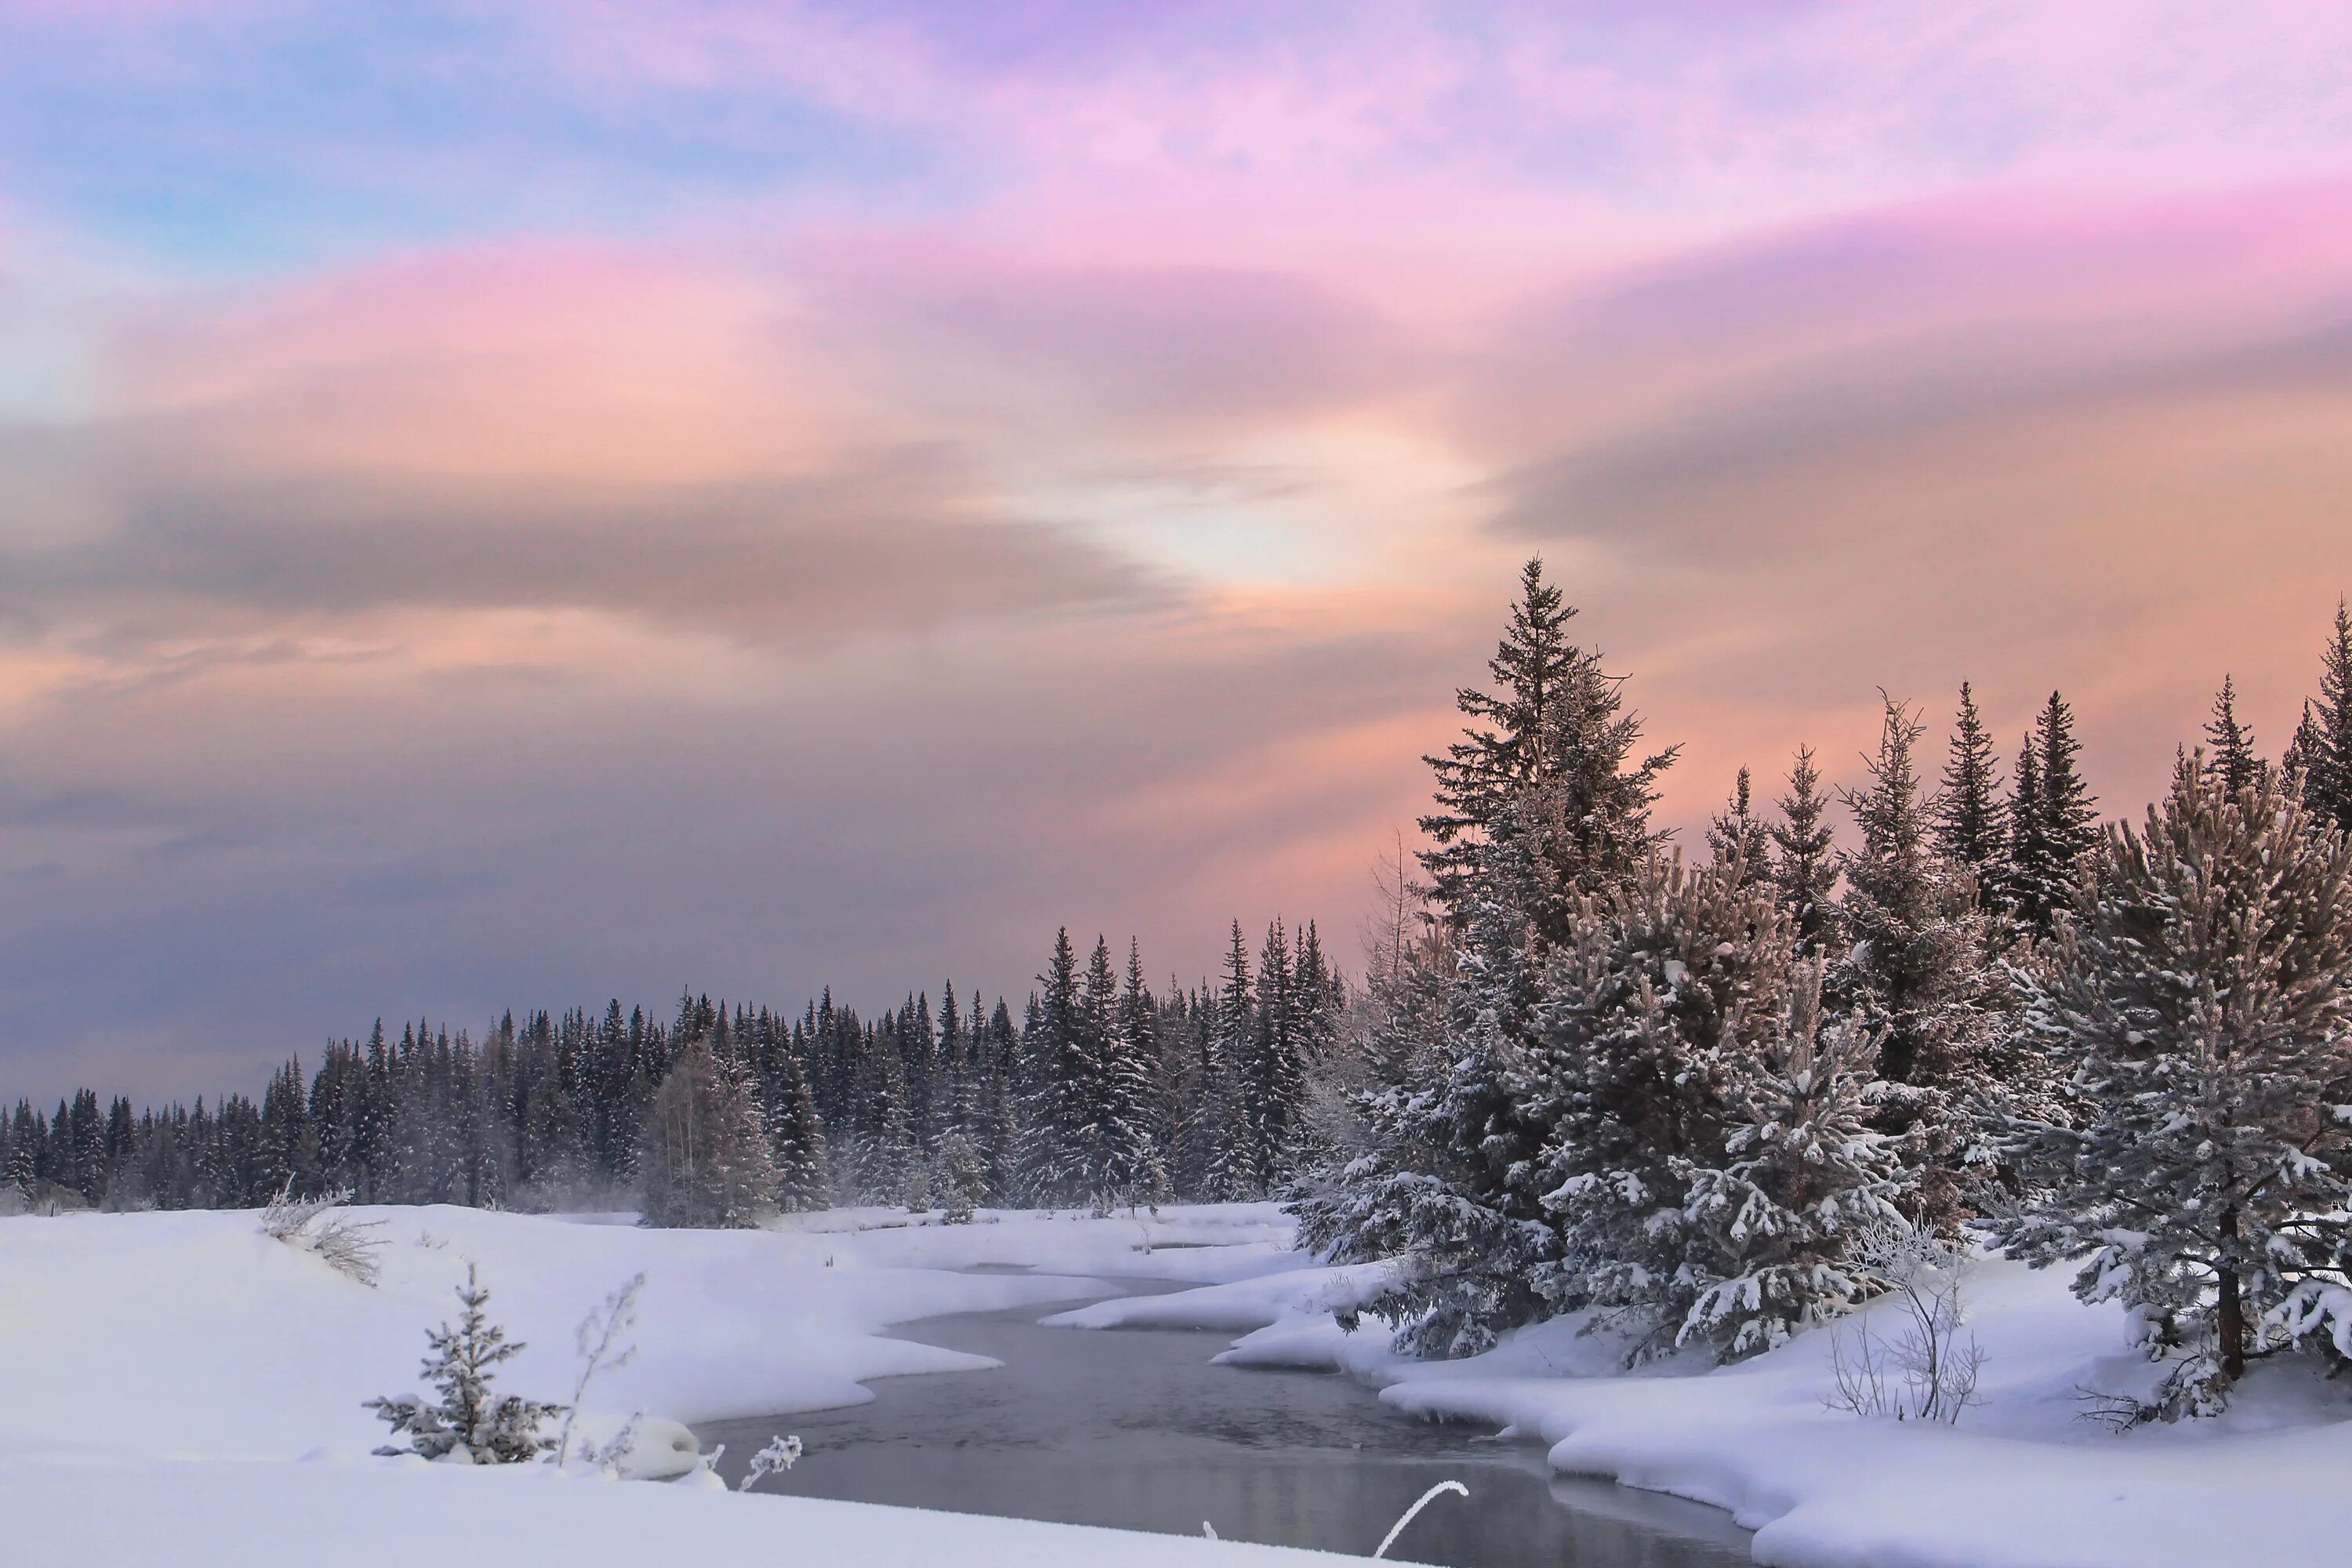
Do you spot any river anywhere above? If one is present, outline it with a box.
[698,1276,1751,1566]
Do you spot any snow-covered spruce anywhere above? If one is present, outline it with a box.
[366,1265,563,1464]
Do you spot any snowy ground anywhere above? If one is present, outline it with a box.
[0,1201,1349,1566]
[1053,1254,2352,1568]
[11,1201,2346,1568]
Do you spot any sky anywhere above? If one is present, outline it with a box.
[5,1,2352,1102]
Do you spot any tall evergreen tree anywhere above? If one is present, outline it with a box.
[1419,557,1676,930]
[1019,929,1091,1206]
[1834,695,2002,1228]
[2006,691,2100,935]
[1994,760,2352,1416]
[2303,599,2352,833]
[1768,745,1839,956]
[2202,674,2263,799]
[1933,682,2005,881]
[1706,767,1771,884]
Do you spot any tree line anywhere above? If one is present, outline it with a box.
[1294,564,2352,1421]
[2,919,1341,1223]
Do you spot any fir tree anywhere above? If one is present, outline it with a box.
[1993,760,2352,1416]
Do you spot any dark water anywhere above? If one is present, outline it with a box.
[699,1277,1751,1566]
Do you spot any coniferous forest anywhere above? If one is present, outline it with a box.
[13,563,2352,1421]
[2,920,1341,1223]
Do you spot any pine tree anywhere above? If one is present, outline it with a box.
[2201,674,2263,799]
[1933,683,2005,880]
[1993,761,2352,1416]
[1706,767,1771,884]
[1767,745,1839,956]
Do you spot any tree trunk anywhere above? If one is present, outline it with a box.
[2217,1207,2246,1380]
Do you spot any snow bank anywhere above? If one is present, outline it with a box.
[0,1201,1327,1566]
[1080,1251,2352,1568]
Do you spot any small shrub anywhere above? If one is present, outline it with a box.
[259,1180,387,1286]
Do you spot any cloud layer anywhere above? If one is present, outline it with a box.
[4,2,2352,1098]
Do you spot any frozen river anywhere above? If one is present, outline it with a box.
[699,1276,1752,1566]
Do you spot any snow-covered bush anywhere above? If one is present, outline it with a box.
[739,1432,804,1491]
[365,1265,563,1463]
[258,1181,386,1286]
[1825,1225,1985,1424]
[934,1130,985,1224]
[552,1271,644,1469]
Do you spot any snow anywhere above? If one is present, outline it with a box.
[0,1201,1342,1566]
[13,1197,2347,1566]
[1061,1248,2352,1568]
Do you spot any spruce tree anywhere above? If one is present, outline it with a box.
[2303,599,2352,833]
[2201,674,2263,799]
[1200,923,1261,1200]
[1933,682,2005,880]
[365,1265,562,1462]
[1993,761,2352,1416]
[1767,745,1838,956]
[1833,695,2002,1227]
[1019,929,1091,1205]
[1095,939,1168,1206]
[1419,557,1675,931]
[1706,767,1771,884]
[2007,691,2100,935]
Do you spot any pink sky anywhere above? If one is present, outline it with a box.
[3,1,2352,1096]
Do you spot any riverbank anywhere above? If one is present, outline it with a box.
[1051,1257,2352,1568]
[0,1202,1348,1566]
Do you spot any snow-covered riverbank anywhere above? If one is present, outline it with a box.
[13,1200,2347,1567]
[1054,1256,2352,1568]
[0,1202,1343,1566]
